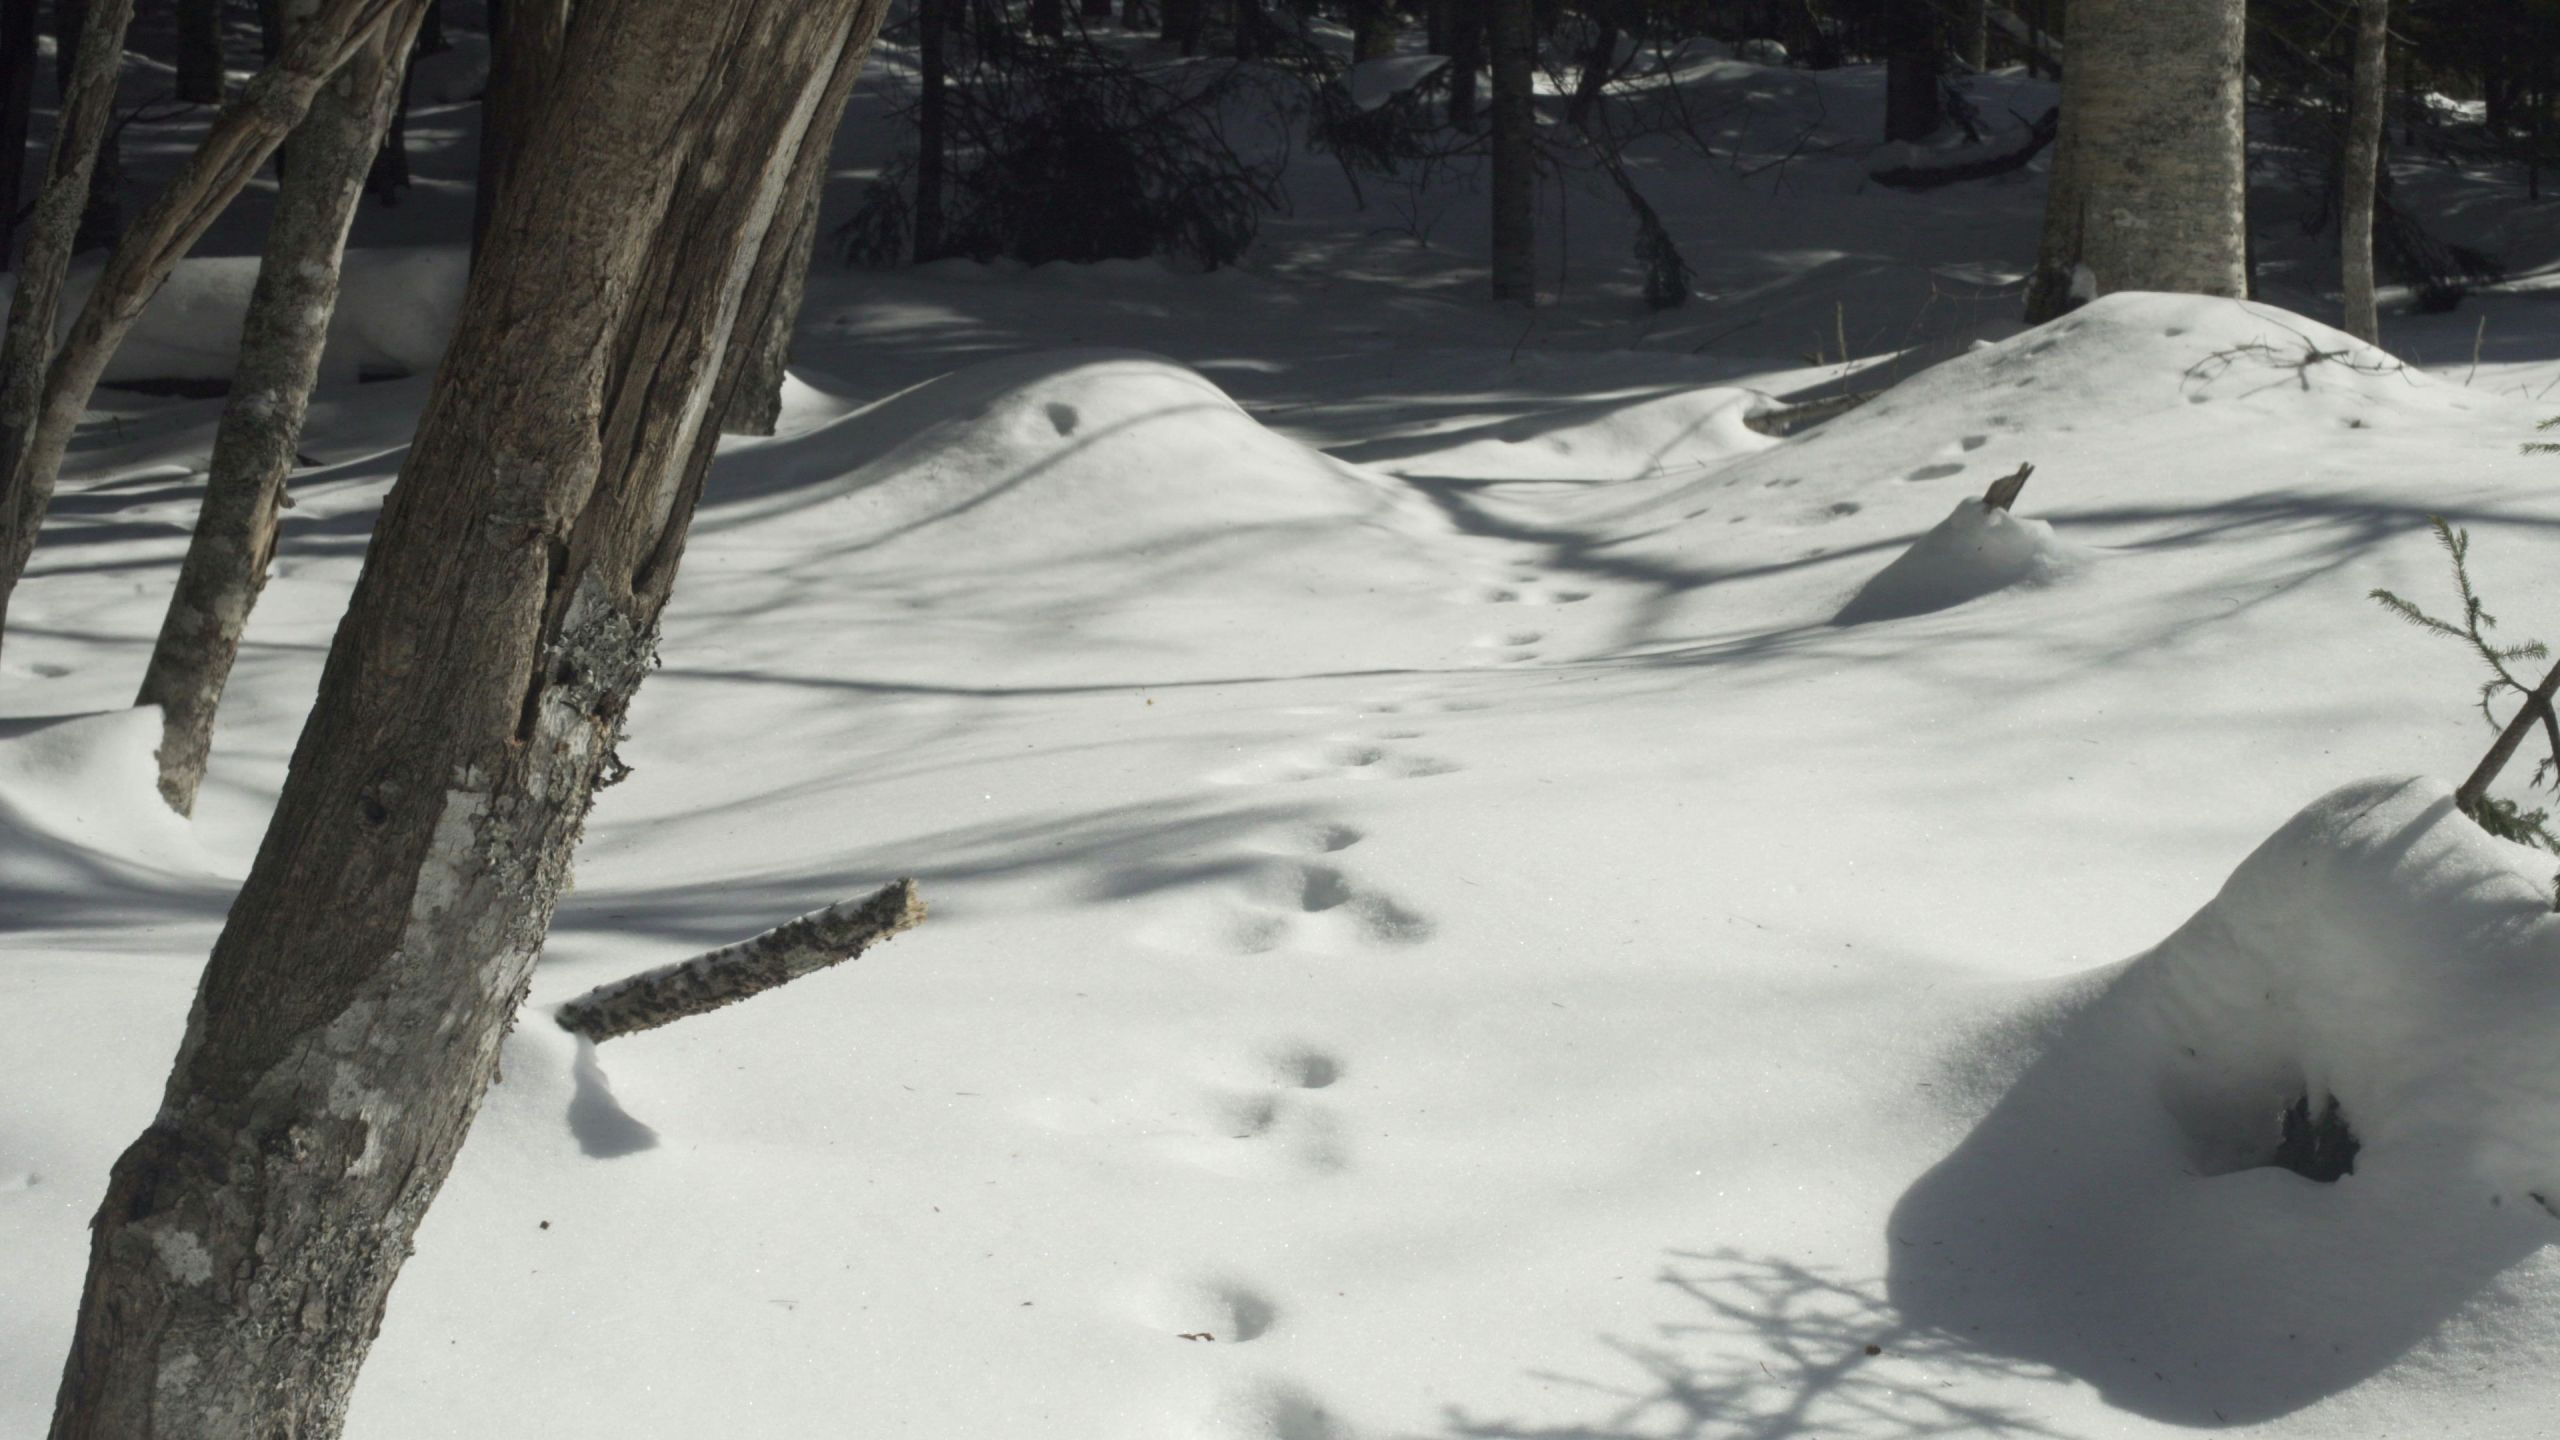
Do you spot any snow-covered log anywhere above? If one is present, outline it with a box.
[557,879,927,1044]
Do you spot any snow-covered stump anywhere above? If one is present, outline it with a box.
[1890,778,2560,1424]
[1832,469,2085,625]
[557,878,926,1044]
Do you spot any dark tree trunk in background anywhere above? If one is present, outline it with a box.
[1565,15,1616,127]
[1950,0,1986,68]
[136,0,430,817]
[417,0,445,50]
[54,0,128,254]
[719,0,893,435]
[0,0,37,267]
[1883,0,1943,143]
[471,0,569,265]
[176,0,225,101]
[1488,0,1532,302]
[1350,0,1394,61]
[1080,0,1109,18]
[2340,0,2388,343]
[1029,0,1061,38]
[1446,0,1480,127]
[47,0,867,1433]
[914,0,948,257]
[364,37,415,204]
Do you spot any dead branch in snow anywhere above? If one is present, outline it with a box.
[557,879,927,1044]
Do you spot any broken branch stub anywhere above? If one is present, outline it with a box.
[1981,461,2034,512]
[556,878,926,1044]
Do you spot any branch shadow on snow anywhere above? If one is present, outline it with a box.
[1432,1250,2080,1440]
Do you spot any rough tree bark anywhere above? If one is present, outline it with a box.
[718,0,891,436]
[2023,0,2246,323]
[0,0,38,267]
[2340,0,2389,345]
[1488,0,1533,303]
[177,0,226,102]
[45,0,864,1434]
[0,0,419,651]
[134,0,431,818]
[0,0,133,509]
[557,879,925,1044]
[469,0,569,265]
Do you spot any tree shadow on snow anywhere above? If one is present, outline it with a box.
[1433,1250,2081,1440]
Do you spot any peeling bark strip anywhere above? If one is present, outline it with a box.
[138,0,434,816]
[558,879,926,1044]
[47,2,872,1436]
[0,0,422,651]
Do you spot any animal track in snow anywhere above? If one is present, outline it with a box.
[1481,583,1592,607]
[1206,738,1462,786]
[0,1171,39,1193]
[1905,462,1966,482]
[1191,1379,1356,1440]
[1045,402,1081,435]
[1959,434,1990,451]
[1140,855,1434,956]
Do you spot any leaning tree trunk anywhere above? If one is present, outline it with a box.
[134,0,430,818]
[46,0,866,1434]
[0,0,420,654]
[2340,0,2389,345]
[0,0,38,267]
[470,0,570,265]
[2022,0,2245,322]
[719,6,890,436]
[1488,0,1533,303]
[176,0,226,101]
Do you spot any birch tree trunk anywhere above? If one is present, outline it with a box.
[1488,0,1533,303]
[46,1,865,1434]
[177,0,227,102]
[0,0,134,491]
[0,0,415,651]
[134,0,430,818]
[2022,0,2246,322]
[717,0,891,437]
[2340,0,2389,345]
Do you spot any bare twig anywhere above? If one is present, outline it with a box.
[557,879,927,1044]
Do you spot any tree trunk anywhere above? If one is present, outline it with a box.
[1884,0,1943,143]
[0,0,134,500]
[1029,0,1061,37]
[2340,0,2388,345]
[1950,0,1987,69]
[364,38,416,205]
[0,0,38,267]
[176,0,226,102]
[2023,0,2244,322]
[1565,17,1615,128]
[470,0,569,266]
[913,0,948,257]
[135,0,429,818]
[46,2,865,1435]
[1445,0,1479,128]
[53,0,129,254]
[416,0,444,49]
[1350,0,1394,62]
[718,0,890,435]
[0,0,420,650]
[1488,0,1533,303]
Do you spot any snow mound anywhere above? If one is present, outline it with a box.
[57,247,466,387]
[1379,384,1776,482]
[1343,54,1448,111]
[0,710,222,925]
[709,349,1440,568]
[1832,495,2087,623]
[1892,777,2560,1424]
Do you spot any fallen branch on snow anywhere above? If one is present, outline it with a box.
[1870,108,2059,192]
[556,878,927,1044]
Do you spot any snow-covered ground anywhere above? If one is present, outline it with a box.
[10,31,2560,1440]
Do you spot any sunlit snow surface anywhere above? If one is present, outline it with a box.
[10,36,2560,1440]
